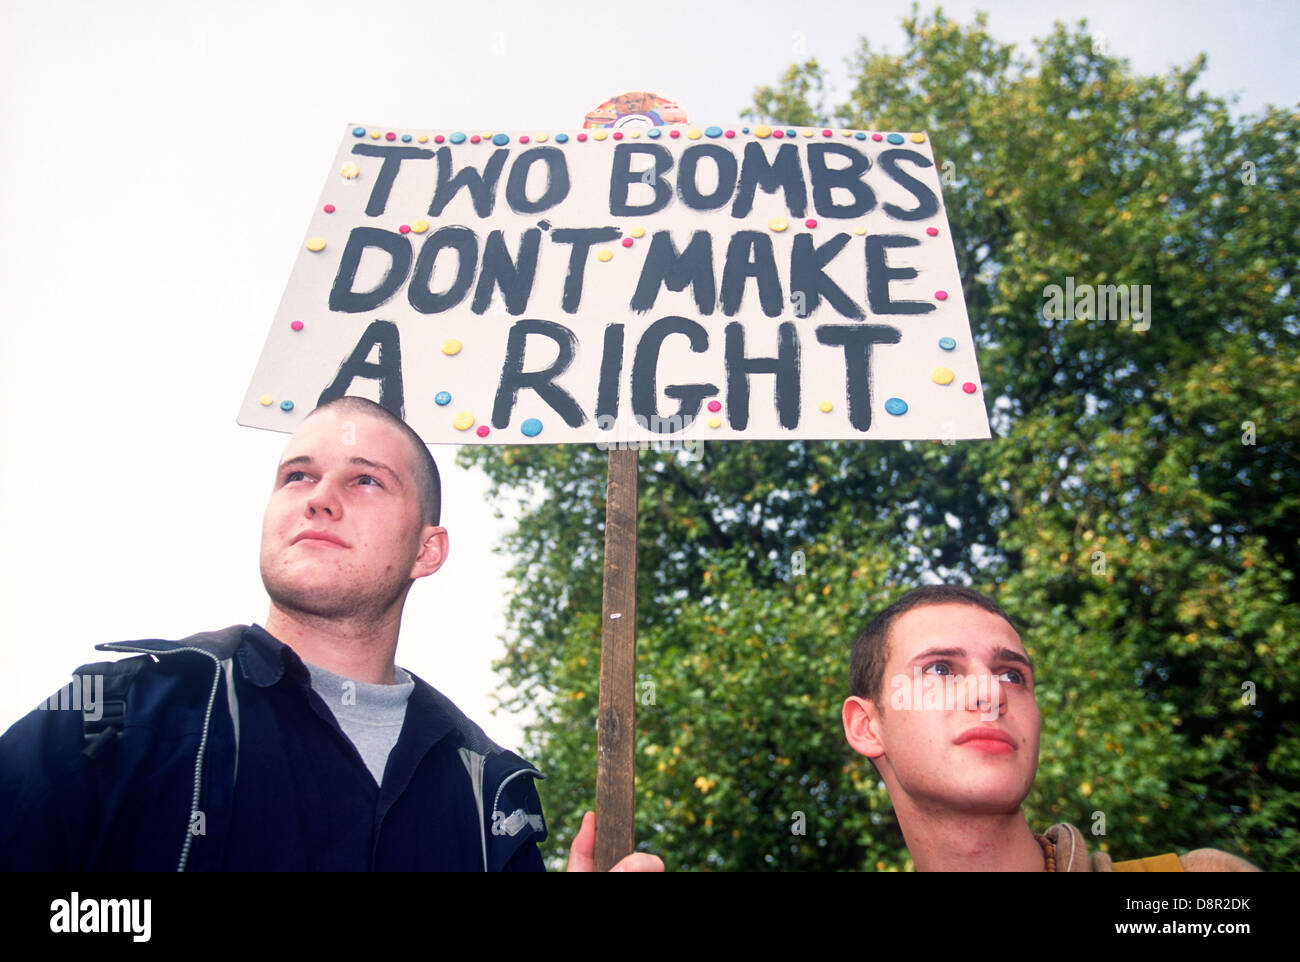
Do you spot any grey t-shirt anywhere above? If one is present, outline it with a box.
[305,661,414,785]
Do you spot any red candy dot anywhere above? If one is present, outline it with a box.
[519,135,530,144]
[290,320,304,331]
[962,382,977,394]
[469,135,481,143]
[434,134,445,143]
[476,425,490,437]
[805,218,818,229]
[935,291,948,301]
[323,203,335,213]
[926,227,939,236]
[725,129,735,138]
[772,129,785,139]
[821,128,832,137]
[399,224,411,234]
[612,131,623,140]
[707,400,722,413]
[577,133,588,141]
[871,133,883,141]
[621,237,633,247]
[669,129,680,138]
[385,132,396,141]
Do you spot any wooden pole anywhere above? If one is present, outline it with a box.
[594,446,639,871]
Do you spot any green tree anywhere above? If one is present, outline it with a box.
[462,8,1299,869]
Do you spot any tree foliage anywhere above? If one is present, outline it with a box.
[460,9,1299,870]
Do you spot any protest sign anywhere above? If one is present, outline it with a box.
[239,122,988,445]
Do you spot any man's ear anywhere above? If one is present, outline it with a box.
[410,525,449,580]
[843,695,887,762]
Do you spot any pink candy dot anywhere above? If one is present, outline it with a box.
[577,132,588,142]
[707,400,722,413]
[434,134,445,143]
[399,224,411,234]
[926,227,938,236]
[469,135,481,143]
[935,291,948,301]
[622,237,634,247]
[962,382,977,394]
[669,129,680,138]
[519,135,530,144]
[290,320,304,331]
[724,129,735,138]
[805,218,818,229]
[323,203,335,213]
[612,131,623,140]
[385,132,396,141]
[476,425,490,437]
[773,129,785,139]
[821,128,832,137]
[871,133,883,141]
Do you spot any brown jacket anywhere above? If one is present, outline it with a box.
[1041,823,1261,872]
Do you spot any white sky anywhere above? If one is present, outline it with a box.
[2,0,1295,748]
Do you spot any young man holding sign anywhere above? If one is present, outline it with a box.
[841,585,1259,871]
[0,397,660,873]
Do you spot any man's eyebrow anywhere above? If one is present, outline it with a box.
[905,646,1035,674]
[274,455,405,489]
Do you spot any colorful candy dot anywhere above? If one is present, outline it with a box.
[785,129,797,137]
[305,237,326,252]
[724,130,736,138]
[280,400,295,412]
[520,418,543,437]
[962,382,978,394]
[647,128,662,138]
[629,227,645,238]
[352,126,366,137]
[621,237,633,247]
[854,226,866,235]
[452,412,475,431]
[707,400,722,413]
[411,219,429,233]
[450,132,466,143]
[931,367,955,385]
[323,203,335,213]
[938,337,957,351]
[555,133,568,143]
[935,291,948,301]
[290,320,304,331]
[441,339,462,356]
[742,127,750,134]
[340,163,359,179]
[804,218,818,229]
[686,129,702,140]
[612,131,624,140]
[926,227,939,236]
[768,217,789,232]
[492,133,509,146]
[818,400,833,413]
[369,130,381,140]
[417,135,428,143]
[401,134,412,143]
[800,129,814,138]
[399,224,411,234]
[910,133,926,143]
[385,132,396,141]
[259,394,273,406]
[434,391,452,406]
[708,417,722,429]
[434,134,446,143]
[592,130,608,141]
[755,125,772,138]
[577,133,588,142]
[821,128,833,137]
[871,133,883,142]
[476,425,490,438]
[535,133,549,142]
[469,135,481,144]
[669,129,681,138]
[887,133,904,144]
[597,250,613,262]
[854,131,867,140]
[884,397,908,416]
[772,129,785,139]
[519,135,530,144]
[705,125,723,138]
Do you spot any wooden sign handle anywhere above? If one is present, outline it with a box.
[594,446,639,871]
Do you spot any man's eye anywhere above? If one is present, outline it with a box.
[284,470,308,483]
[996,669,1025,685]
[356,475,382,486]
[923,661,952,676]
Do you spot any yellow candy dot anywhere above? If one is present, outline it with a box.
[910,133,926,143]
[708,417,722,429]
[441,339,463,356]
[452,412,475,431]
[686,129,702,140]
[259,394,274,407]
[754,125,772,138]
[411,219,429,233]
[597,250,613,262]
[629,227,645,238]
[305,237,326,252]
[369,130,381,139]
[818,400,833,413]
[480,131,492,139]
[340,162,360,179]
[417,135,428,143]
[800,129,814,138]
[767,217,789,232]
[840,130,853,137]
[534,133,549,142]
[931,366,955,385]
[592,130,608,141]
[629,130,641,138]
[854,226,866,235]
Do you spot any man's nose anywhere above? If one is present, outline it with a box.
[305,479,342,519]
[963,671,1006,716]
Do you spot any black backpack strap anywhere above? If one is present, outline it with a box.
[75,656,155,759]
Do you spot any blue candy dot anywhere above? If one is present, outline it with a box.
[555,133,569,143]
[939,337,957,351]
[884,397,908,416]
[450,131,466,144]
[351,126,366,137]
[520,418,543,437]
[647,128,661,138]
[434,391,452,406]
[886,133,904,144]
[785,129,797,137]
[742,126,750,134]
[854,131,867,140]
[280,400,295,412]
[401,133,412,143]
[492,133,509,146]
[704,125,723,138]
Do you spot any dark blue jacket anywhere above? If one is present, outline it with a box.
[0,625,548,871]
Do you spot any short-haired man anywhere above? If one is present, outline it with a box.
[842,584,1258,871]
[0,396,659,872]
